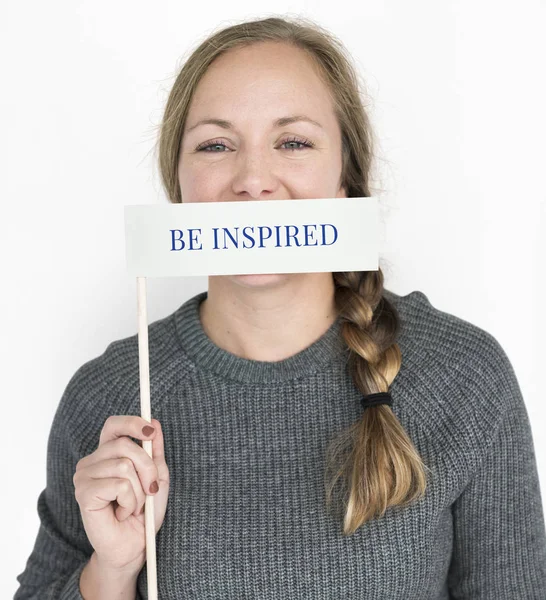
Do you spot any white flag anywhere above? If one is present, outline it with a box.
[124,197,379,277]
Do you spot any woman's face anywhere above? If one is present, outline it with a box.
[177,41,346,288]
[178,41,346,204]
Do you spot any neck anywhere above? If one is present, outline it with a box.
[199,273,338,362]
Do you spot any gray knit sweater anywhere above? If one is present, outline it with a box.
[14,288,546,599]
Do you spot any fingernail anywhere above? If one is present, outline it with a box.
[149,481,159,494]
[142,425,155,436]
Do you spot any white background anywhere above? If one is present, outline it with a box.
[3,1,545,596]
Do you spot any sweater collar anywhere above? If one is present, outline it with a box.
[173,290,348,384]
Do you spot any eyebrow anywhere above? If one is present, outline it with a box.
[185,115,324,133]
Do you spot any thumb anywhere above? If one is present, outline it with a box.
[148,419,169,533]
[150,418,168,475]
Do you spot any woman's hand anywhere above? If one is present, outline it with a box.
[73,416,170,573]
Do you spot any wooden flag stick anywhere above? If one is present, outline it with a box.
[136,276,158,600]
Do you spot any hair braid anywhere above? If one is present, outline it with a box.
[325,270,430,534]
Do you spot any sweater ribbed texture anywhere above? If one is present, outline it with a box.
[14,288,546,599]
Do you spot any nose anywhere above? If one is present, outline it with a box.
[230,148,279,200]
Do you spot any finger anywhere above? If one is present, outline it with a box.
[77,414,157,472]
[149,419,166,463]
[76,477,137,522]
[77,437,160,506]
[149,419,169,487]
[74,457,147,517]
[99,415,158,447]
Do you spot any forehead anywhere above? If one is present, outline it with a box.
[187,42,334,120]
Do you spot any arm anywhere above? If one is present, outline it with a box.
[446,338,546,598]
[79,552,140,599]
[14,364,144,599]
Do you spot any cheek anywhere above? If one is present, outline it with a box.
[289,163,335,196]
[179,165,223,202]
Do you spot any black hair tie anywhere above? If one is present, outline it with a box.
[361,391,393,410]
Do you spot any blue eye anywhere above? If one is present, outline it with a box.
[195,136,315,152]
[280,137,315,151]
[196,141,229,152]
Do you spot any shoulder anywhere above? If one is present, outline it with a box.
[383,287,512,383]
[383,288,522,471]
[52,310,195,455]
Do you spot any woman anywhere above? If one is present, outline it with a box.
[15,15,546,599]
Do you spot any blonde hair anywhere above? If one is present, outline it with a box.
[154,14,430,535]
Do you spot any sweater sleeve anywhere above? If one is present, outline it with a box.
[13,361,144,600]
[446,338,546,598]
